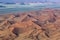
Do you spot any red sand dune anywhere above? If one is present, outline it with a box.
[0,8,60,40]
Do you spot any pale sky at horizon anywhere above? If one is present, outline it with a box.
[0,0,60,3]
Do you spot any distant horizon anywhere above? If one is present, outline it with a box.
[0,2,59,4]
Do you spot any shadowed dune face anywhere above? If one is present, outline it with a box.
[0,8,60,40]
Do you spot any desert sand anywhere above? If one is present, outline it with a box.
[0,8,60,40]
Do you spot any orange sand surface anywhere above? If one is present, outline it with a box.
[0,8,60,40]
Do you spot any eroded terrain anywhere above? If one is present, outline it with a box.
[0,8,60,40]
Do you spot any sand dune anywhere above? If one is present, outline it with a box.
[0,8,60,40]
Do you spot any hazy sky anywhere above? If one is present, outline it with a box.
[0,0,60,3]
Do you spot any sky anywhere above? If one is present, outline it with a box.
[0,0,60,3]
